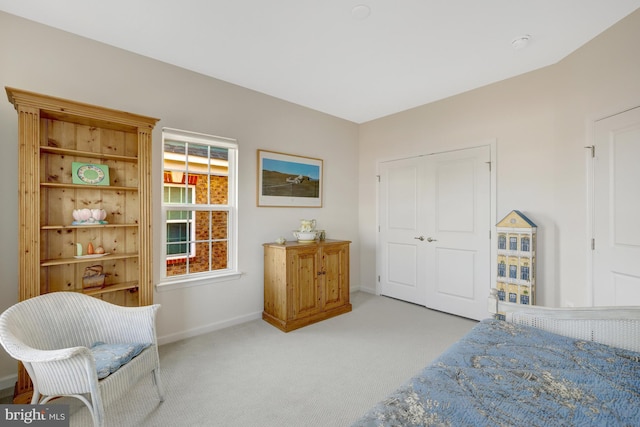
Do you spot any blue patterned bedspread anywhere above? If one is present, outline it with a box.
[351,319,640,427]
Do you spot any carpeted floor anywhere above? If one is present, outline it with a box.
[8,292,478,426]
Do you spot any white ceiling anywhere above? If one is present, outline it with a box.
[1,1,639,123]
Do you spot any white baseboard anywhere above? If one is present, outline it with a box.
[0,312,264,396]
[0,374,16,399]
[157,311,263,346]
[354,286,377,295]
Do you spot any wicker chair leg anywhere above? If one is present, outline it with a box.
[152,369,165,402]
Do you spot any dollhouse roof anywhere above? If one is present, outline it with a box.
[496,210,537,229]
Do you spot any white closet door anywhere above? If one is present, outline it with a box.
[593,107,640,306]
[378,145,491,320]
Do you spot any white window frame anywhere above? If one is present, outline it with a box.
[157,127,239,290]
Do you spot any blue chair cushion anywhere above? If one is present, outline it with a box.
[90,342,151,379]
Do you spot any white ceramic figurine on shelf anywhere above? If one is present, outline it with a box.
[72,208,108,225]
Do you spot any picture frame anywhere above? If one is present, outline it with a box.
[72,162,110,186]
[257,149,323,207]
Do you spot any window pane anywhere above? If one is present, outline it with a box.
[167,222,190,257]
[187,143,210,162]
[195,211,211,241]
[166,261,186,277]
[210,175,228,204]
[165,141,186,155]
[164,186,190,204]
[167,242,188,256]
[192,173,207,205]
[190,240,210,274]
[164,141,187,188]
[212,211,228,239]
[167,210,191,221]
[211,240,228,270]
[167,223,187,242]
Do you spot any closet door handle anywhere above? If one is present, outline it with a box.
[427,237,437,242]
[414,236,425,241]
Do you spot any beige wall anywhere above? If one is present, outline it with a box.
[0,11,359,389]
[358,10,640,308]
[1,7,639,392]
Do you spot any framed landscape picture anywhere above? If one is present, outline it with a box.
[257,150,323,207]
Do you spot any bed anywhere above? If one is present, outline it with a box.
[351,292,640,427]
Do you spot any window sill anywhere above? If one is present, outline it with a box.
[155,271,243,292]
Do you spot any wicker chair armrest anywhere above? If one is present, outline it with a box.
[19,345,91,364]
[28,347,100,397]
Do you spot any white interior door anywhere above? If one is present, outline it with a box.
[378,156,427,305]
[423,147,491,319]
[378,146,492,319]
[593,106,640,306]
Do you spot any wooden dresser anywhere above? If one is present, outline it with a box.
[263,239,352,332]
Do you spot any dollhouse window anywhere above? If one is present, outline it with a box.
[521,266,530,281]
[498,262,506,277]
[521,237,530,252]
[498,235,506,250]
[509,265,517,279]
[509,237,517,251]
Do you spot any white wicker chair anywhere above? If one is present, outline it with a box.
[0,292,165,427]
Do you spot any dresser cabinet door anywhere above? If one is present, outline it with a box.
[289,245,322,319]
[321,243,350,311]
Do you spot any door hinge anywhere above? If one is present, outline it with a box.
[585,145,595,158]
[591,238,595,250]
[485,161,491,171]
[378,275,380,282]
[376,175,381,182]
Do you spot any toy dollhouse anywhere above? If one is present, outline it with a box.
[495,210,537,318]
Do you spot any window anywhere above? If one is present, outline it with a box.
[165,184,196,258]
[509,265,517,279]
[160,128,238,285]
[509,237,517,251]
[521,237,530,252]
[497,261,506,277]
[521,266,530,281]
[498,235,506,250]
